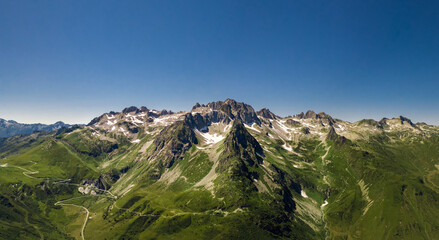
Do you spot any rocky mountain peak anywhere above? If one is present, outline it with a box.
[122,106,140,114]
[184,113,208,131]
[192,102,202,110]
[139,106,149,112]
[399,116,415,127]
[378,116,417,129]
[257,108,278,120]
[304,110,317,119]
[150,120,198,168]
[217,119,264,173]
[205,99,261,125]
[297,110,336,126]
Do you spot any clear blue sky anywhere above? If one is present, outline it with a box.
[1,0,438,124]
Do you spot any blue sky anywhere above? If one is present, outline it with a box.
[1,0,438,124]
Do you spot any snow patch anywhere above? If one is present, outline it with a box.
[301,189,308,198]
[131,139,141,143]
[283,144,293,152]
[301,121,316,128]
[321,200,328,208]
[107,120,117,125]
[244,123,261,133]
[131,117,143,124]
[276,120,293,133]
[337,124,346,131]
[153,115,181,126]
[195,129,225,144]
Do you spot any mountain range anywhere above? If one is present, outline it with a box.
[0,118,76,138]
[1,99,438,240]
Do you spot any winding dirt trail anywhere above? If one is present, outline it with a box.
[55,200,89,240]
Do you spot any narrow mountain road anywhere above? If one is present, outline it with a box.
[1,161,41,179]
[55,198,90,240]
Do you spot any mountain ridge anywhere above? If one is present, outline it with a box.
[0,118,80,138]
[1,99,438,239]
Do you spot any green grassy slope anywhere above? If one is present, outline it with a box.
[324,133,439,240]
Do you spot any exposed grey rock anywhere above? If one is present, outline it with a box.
[257,108,278,120]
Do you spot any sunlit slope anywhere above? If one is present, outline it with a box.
[324,133,439,240]
[1,99,439,239]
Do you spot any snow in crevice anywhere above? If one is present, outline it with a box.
[107,115,115,119]
[296,119,316,129]
[276,120,292,133]
[301,189,308,198]
[321,200,328,208]
[107,120,117,125]
[283,144,294,152]
[131,117,143,124]
[224,123,232,132]
[119,127,128,136]
[336,124,346,131]
[195,129,224,144]
[244,123,261,133]
[191,108,212,115]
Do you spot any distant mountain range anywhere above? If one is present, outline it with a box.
[0,118,77,138]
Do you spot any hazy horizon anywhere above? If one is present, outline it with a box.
[1,98,438,126]
[1,1,438,125]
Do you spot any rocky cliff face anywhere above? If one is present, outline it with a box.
[326,126,347,145]
[149,117,198,168]
[192,99,262,125]
[217,119,264,174]
[296,110,336,126]
[257,108,278,120]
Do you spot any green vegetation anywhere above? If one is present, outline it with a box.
[1,109,439,239]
